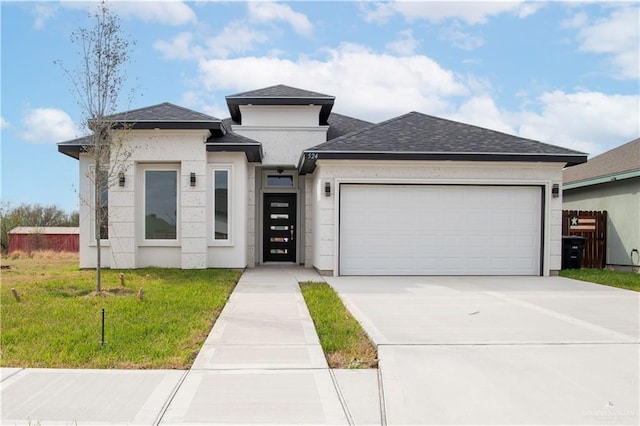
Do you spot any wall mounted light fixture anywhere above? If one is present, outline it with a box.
[325,181,331,197]
[552,183,559,198]
[190,173,196,187]
[118,172,125,187]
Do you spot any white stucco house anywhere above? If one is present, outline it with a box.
[58,85,587,276]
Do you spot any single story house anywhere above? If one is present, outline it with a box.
[563,138,640,270]
[58,85,586,276]
[8,227,80,253]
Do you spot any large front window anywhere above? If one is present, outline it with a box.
[145,170,177,240]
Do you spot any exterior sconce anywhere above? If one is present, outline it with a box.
[552,184,559,198]
[118,172,125,187]
[190,173,196,187]
[325,181,331,197]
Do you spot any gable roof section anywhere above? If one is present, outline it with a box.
[226,84,335,125]
[563,138,640,189]
[105,102,223,130]
[205,118,263,162]
[299,111,587,174]
[327,113,373,140]
[58,103,224,159]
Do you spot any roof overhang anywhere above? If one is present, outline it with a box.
[108,120,224,131]
[205,142,263,163]
[564,169,640,190]
[225,96,335,125]
[298,151,589,174]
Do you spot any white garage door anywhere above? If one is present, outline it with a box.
[339,185,542,276]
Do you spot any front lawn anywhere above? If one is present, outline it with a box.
[300,281,377,369]
[560,268,640,292]
[0,254,240,368]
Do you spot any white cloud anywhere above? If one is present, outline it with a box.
[385,29,419,56]
[20,108,80,143]
[574,5,640,80]
[196,43,469,122]
[561,11,588,29]
[31,4,57,29]
[439,24,484,50]
[514,91,640,155]
[248,2,313,36]
[62,0,196,26]
[362,1,539,25]
[0,116,9,129]
[154,32,202,60]
[206,22,269,58]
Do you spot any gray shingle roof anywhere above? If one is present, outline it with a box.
[327,113,373,140]
[563,138,640,185]
[109,102,220,122]
[225,84,335,125]
[313,112,585,155]
[204,118,263,162]
[226,85,333,99]
[299,112,587,173]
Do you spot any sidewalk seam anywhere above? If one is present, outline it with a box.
[329,368,355,426]
[153,370,189,426]
[377,366,387,426]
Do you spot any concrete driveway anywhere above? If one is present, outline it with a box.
[326,276,640,425]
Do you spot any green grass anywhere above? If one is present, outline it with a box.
[300,281,377,369]
[1,255,240,369]
[560,268,640,292]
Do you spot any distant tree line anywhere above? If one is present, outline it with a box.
[0,203,79,252]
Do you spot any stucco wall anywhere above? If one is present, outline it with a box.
[78,130,248,269]
[310,160,564,276]
[232,105,328,166]
[563,177,640,266]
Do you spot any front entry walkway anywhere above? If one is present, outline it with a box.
[160,267,351,424]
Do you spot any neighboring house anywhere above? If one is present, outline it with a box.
[8,227,80,253]
[58,85,586,276]
[563,138,640,270]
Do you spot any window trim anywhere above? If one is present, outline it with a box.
[140,164,180,246]
[210,164,233,246]
[262,170,297,189]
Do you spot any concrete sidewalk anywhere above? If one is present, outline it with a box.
[1,267,381,425]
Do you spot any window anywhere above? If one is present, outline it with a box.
[144,170,177,240]
[213,169,230,241]
[90,167,108,240]
[266,175,294,187]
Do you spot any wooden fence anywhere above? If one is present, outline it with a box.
[562,210,607,269]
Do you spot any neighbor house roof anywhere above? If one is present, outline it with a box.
[563,138,640,189]
[58,103,225,159]
[225,84,335,125]
[10,227,79,235]
[299,111,587,174]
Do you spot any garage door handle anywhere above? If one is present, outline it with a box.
[291,225,295,241]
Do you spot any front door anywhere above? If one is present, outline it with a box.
[263,193,297,262]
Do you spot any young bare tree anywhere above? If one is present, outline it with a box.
[57,1,135,292]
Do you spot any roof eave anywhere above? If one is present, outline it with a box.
[298,151,588,175]
[57,144,82,159]
[205,143,263,163]
[113,120,222,131]
[225,97,335,125]
[564,169,640,190]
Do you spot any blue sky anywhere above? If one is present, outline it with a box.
[1,1,639,213]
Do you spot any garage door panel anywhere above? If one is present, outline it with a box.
[339,185,542,276]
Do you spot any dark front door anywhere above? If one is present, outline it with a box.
[263,193,297,262]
